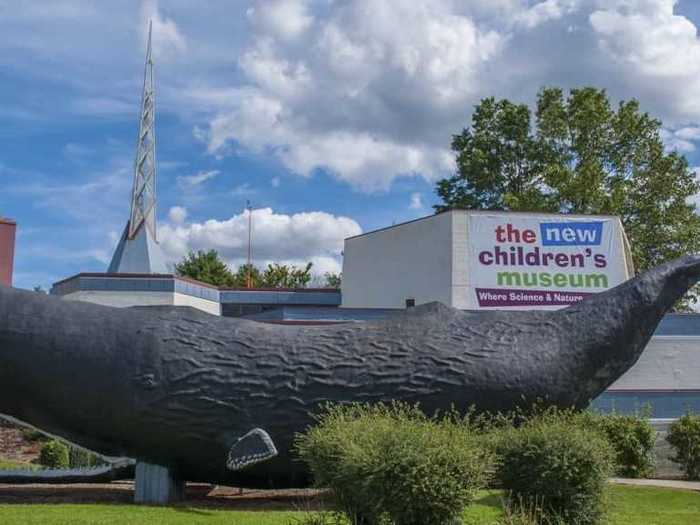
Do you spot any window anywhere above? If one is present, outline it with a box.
[405,298,415,308]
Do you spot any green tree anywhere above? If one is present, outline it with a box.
[232,263,262,288]
[324,272,342,289]
[261,262,313,288]
[436,87,700,308]
[437,96,549,211]
[175,250,236,287]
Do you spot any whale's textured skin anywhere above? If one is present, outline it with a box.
[1,255,699,488]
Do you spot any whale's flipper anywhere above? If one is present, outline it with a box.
[226,428,278,470]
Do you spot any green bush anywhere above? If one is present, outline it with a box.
[584,412,656,478]
[666,413,700,480]
[494,410,614,525]
[38,440,69,469]
[295,402,493,525]
[20,427,49,443]
[68,447,104,469]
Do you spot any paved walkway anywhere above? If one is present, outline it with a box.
[611,478,700,491]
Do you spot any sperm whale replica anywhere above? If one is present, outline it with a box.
[1,255,699,488]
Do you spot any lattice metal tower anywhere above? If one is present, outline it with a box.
[108,21,168,274]
[129,20,157,241]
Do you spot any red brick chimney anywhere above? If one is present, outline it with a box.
[0,218,16,287]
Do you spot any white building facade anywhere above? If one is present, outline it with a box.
[342,209,634,310]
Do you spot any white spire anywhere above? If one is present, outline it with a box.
[107,20,167,274]
[128,20,157,241]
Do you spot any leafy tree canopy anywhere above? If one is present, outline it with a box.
[261,262,313,288]
[175,250,315,289]
[323,272,342,289]
[436,87,700,309]
[175,249,236,287]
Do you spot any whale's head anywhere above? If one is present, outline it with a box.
[558,254,700,406]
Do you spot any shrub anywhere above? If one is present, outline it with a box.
[500,495,567,525]
[585,412,656,478]
[666,413,700,480]
[39,440,69,469]
[68,447,104,468]
[295,402,493,525]
[494,410,614,525]
[20,427,49,443]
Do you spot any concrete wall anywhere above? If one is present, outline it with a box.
[0,219,16,287]
[590,335,700,418]
[341,212,453,308]
[173,292,221,315]
[608,337,700,391]
[451,211,470,309]
[61,290,220,315]
[61,291,176,308]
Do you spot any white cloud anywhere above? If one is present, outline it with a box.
[190,0,700,193]
[230,183,255,197]
[176,170,219,188]
[409,192,423,210]
[168,205,188,224]
[10,1,700,196]
[158,207,361,274]
[246,0,314,41]
[194,0,503,191]
[588,0,700,119]
[516,0,578,29]
[140,0,187,59]
[661,127,700,152]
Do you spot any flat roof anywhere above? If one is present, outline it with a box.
[53,272,338,291]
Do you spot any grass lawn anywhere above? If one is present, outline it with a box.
[0,485,697,524]
[0,461,38,470]
[0,505,301,525]
[462,486,700,525]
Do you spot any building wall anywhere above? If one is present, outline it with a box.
[60,290,221,315]
[343,210,632,310]
[451,211,470,308]
[0,219,16,287]
[173,292,221,315]
[61,290,176,308]
[590,335,700,418]
[341,212,453,308]
[607,336,700,391]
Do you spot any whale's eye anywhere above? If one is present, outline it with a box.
[136,373,158,389]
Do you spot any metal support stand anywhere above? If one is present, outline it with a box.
[134,461,184,504]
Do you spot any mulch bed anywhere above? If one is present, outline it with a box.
[0,482,326,510]
[0,427,41,464]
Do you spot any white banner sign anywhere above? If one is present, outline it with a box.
[467,215,628,309]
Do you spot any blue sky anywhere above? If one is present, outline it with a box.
[3,0,700,290]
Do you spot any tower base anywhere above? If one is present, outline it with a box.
[134,461,184,504]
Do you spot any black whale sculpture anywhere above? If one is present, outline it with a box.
[1,255,699,488]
